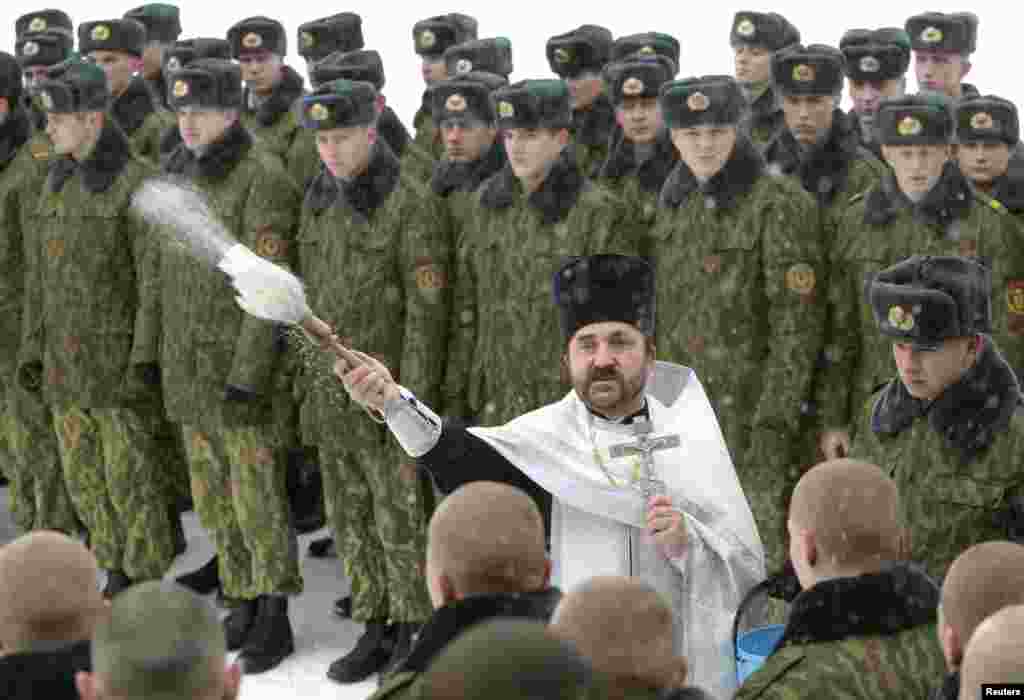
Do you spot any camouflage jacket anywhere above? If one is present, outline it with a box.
[736,563,945,700]
[412,91,443,162]
[817,163,1024,432]
[443,147,641,424]
[596,128,678,232]
[153,120,301,429]
[19,120,161,408]
[428,138,506,198]
[647,137,825,471]
[743,85,785,150]
[850,343,1024,580]
[572,94,616,179]
[240,65,306,165]
[111,76,177,165]
[296,143,449,445]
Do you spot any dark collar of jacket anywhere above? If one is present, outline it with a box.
[396,588,562,674]
[479,145,588,224]
[863,161,973,227]
[774,562,938,652]
[413,89,432,130]
[598,127,678,195]
[0,638,91,700]
[244,65,305,128]
[764,109,862,206]
[304,141,401,220]
[163,118,253,181]
[960,83,981,101]
[21,95,47,134]
[111,76,156,137]
[145,72,171,112]
[987,147,1024,213]
[47,117,132,194]
[431,138,507,197]
[659,134,764,211]
[847,110,885,161]
[379,106,411,158]
[574,94,616,148]
[0,107,32,170]
[931,671,960,700]
[871,341,1023,463]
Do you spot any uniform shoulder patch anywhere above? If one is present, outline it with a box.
[30,142,50,160]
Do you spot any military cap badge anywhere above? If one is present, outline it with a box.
[970,111,994,130]
[22,41,40,57]
[301,31,315,49]
[91,24,112,42]
[888,305,915,331]
[242,32,263,49]
[419,30,436,50]
[554,48,572,64]
[309,103,329,121]
[166,56,181,71]
[1008,281,1024,315]
[687,91,709,112]
[736,18,756,38]
[446,93,467,111]
[28,16,48,32]
[785,263,817,296]
[456,59,472,74]
[859,56,880,73]
[622,77,645,96]
[792,64,815,82]
[498,100,515,118]
[172,79,189,97]
[40,91,54,110]
[898,115,923,136]
[921,26,943,43]
[638,45,656,56]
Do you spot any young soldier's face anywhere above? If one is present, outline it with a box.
[316,125,374,179]
[566,322,652,414]
[782,94,835,146]
[441,120,497,162]
[914,50,970,98]
[567,73,603,110]
[177,108,236,149]
[892,336,977,401]
[90,50,139,97]
[670,124,738,180]
[733,45,772,84]
[141,41,167,80]
[46,111,97,156]
[421,58,447,86]
[504,127,566,181]
[618,97,662,145]
[848,78,904,116]
[882,143,951,195]
[957,141,1012,186]
[238,51,283,95]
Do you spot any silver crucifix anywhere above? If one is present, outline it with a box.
[606,416,680,499]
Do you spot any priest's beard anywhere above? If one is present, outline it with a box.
[566,360,648,417]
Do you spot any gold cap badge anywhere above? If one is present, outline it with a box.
[419,30,436,50]
[554,47,571,64]
[888,305,915,331]
[859,56,880,73]
[242,32,263,49]
[792,64,815,82]
[622,77,645,96]
[309,103,329,121]
[687,91,709,112]
[91,25,111,42]
[446,93,467,111]
[638,45,656,55]
[921,26,943,43]
[22,41,39,57]
[498,101,515,118]
[736,19,756,38]
[172,79,188,98]
[455,58,472,74]
[897,115,923,136]
[28,17,47,32]
[970,111,994,130]
[301,31,315,49]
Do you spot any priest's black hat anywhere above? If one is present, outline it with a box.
[554,255,655,345]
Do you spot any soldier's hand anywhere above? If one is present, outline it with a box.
[335,349,399,413]
[646,495,688,560]
[819,429,852,460]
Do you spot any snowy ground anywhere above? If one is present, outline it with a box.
[0,490,380,700]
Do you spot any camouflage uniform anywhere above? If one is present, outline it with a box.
[956,96,1024,218]
[13,11,75,134]
[649,77,825,574]
[735,563,946,700]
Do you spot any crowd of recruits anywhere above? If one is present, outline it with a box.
[0,1,1022,685]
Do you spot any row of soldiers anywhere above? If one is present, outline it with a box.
[0,1,1022,685]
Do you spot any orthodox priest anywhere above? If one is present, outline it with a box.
[335,254,764,699]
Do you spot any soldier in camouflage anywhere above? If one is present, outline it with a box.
[14,9,75,133]
[295,79,443,682]
[906,12,980,103]
[955,96,1024,216]
[296,12,364,72]
[736,459,946,700]
[411,14,479,161]
[816,95,1024,462]
[648,75,824,575]
[156,58,302,674]
[123,4,182,112]
[849,256,1024,580]
[157,37,233,162]
[729,11,800,148]
[546,25,616,177]
[839,28,912,160]
[17,58,179,595]
[77,18,177,164]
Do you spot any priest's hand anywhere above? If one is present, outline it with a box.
[646,495,688,560]
[335,349,400,413]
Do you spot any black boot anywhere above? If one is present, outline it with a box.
[176,555,220,595]
[379,622,421,682]
[223,597,260,652]
[239,595,295,674]
[308,537,336,558]
[333,596,352,618]
[102,570,133,598]
[327,620,394,684]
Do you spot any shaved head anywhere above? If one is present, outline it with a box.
[0,530,103,651]
[551,576,684,693]
[428,482,548,597]
[942,542,1024,646]
[959,605,1024,699]
[789,459,902,569]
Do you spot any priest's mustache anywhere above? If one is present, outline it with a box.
[589,367,622,383]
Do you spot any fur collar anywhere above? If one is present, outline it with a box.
[864,161,973,227]
[245,65,305,128]
[145,73,171,112]
[396,588,561,674]
[304,141,401,220]
[413,89,432,130]
[764,109,862,206]
[111,76,156,137]
[774,563,938,651]
[847,111,884,161]
[598,128,678,195]
[430,139,507,196]
[659,135,764,211]
[47,119,132,194]
[931,671,959,700]
[378,106,410,158]
[479,146,587,224]
[871,342,1024,463]
[987,150,1024,213]
[163,119,253,181]
[574,94,617,147]
[0,107,31,170]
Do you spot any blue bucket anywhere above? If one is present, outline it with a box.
[735,624,785,684]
